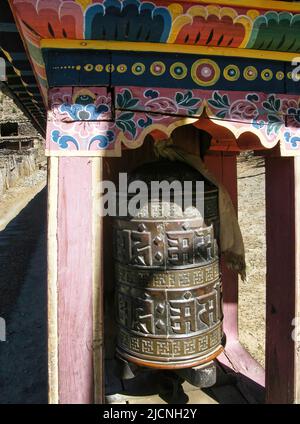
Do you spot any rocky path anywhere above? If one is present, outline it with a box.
[0,169,46,231]
[238,155,266,368]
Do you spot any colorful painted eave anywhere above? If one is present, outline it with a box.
[9,0,300,53]
[6,0,300,156]
[8,0,300,103]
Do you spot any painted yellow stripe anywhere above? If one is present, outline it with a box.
[72,0,300,13]
[165,0,300,12]
[41,39,299,63]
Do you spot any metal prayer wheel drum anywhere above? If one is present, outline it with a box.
[114,160,224,369]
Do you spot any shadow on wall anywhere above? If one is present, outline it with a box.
[0,189,47,404]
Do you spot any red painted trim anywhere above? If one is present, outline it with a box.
[265,157,296,404]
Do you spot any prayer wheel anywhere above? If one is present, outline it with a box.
[114,160,224,369]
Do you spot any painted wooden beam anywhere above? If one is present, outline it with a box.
[57,157,94,404]
[47,156,59,404]
[295,157,300,404]
[265,155,300,404]
[92,157,104,404]
[47,156,104,404]
[41,39,300,63]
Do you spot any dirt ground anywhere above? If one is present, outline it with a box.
[237,154,266,368]
[0,170,46,231]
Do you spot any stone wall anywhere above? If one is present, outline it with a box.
[0,91,40,137]
[0,149,40,196]
[0,91,45,197]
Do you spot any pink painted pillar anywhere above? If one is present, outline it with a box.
[48,156,103,404]
[57,157,93,403]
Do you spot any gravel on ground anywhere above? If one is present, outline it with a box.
[238,154,266,368]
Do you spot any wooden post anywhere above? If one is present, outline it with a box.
[48,156,59,404]
[92,158,104,404]
[47,156,104,404]
[265,155,300,404]
[295,157,300,404]
[204,152,239,341]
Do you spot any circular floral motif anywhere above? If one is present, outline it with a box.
[73,89,95,105]
[132,63,146,76]
[223,65,240,81]
[261,69,273,81]
[84,64,94,72]
[282,99,298,114]
[150,61,166,77]
[117,64,127,73]
[170,62,188,80]
[287,72,293,80]
[276,71,285,81]
[191,59,220,87]
[95,64,103,73]
[105,64,115,73]
[243,66,258,81]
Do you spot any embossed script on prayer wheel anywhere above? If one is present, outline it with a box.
[114,160,224,369]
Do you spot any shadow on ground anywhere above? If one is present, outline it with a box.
[0,189,47,404]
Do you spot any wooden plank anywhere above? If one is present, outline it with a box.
[47,156,59,404]
[57,157,94,404]
[295,157,300,404]
[42,39,300,64]
[265,156,295,404]
[0,136,35,140]
[92,157,104,404]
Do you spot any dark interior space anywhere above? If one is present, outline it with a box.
[0,122,19,137]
